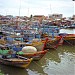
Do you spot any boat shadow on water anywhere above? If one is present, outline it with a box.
[0,61,47,75]
[38,49,61,67]
[0,64,29,75]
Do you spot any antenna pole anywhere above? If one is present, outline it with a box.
[28,8,29,17]
[50,4,52,14]
[19,0,21,16]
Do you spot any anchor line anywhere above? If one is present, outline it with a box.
[64,39,74,47]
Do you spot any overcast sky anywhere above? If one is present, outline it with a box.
[0,0,75,17]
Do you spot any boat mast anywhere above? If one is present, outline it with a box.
[19,0,21,17]
[17,0,21,29]
[50,4,52,14]
[72,0,75,23]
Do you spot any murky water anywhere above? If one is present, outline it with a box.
[0,45,75,75]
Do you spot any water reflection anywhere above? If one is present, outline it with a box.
[37,50,61,68]
[43,45,75,75]
[0,61,48,75]
[26,49,61,75]
[27,61,47,75]
[57,45,75,55]
[0,65,28,75]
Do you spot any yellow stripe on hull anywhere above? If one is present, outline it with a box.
[20,58,33,68]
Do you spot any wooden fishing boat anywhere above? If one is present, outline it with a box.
[0,55,33,68]
[16,38,48,61]
[0,37,47,61]
[23,35,63,50]
[0,46,33,68]
[59,28,75,45]
[25,35,63,50]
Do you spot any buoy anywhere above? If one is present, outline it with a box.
[22,46,37,53]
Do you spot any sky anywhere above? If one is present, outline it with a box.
[0,0,75,17]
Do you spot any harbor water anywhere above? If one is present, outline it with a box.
[0,45,75,75]
[59,28,75,34]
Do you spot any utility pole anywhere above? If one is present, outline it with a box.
[28,8,29,17]
[19,0,21,16]
[72,0,75,23]
[72,0,75,14]
[50,4,52,14]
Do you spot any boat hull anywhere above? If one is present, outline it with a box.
[0,57,33,68]
[45,37,63,49]
[18,50,47,61]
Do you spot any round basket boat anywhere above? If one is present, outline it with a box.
[22,46,37,53]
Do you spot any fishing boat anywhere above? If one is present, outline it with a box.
[0,45,33,68]
[0,36,47,61]
[16,38,48,61]
[0,55,33,68]
[59,34,75,45]
[59,28,75,45]
[23,35,63,50]
[59,34,75,40]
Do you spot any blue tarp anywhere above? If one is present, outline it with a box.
[6,37,13,41]
[12,47,22,52]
